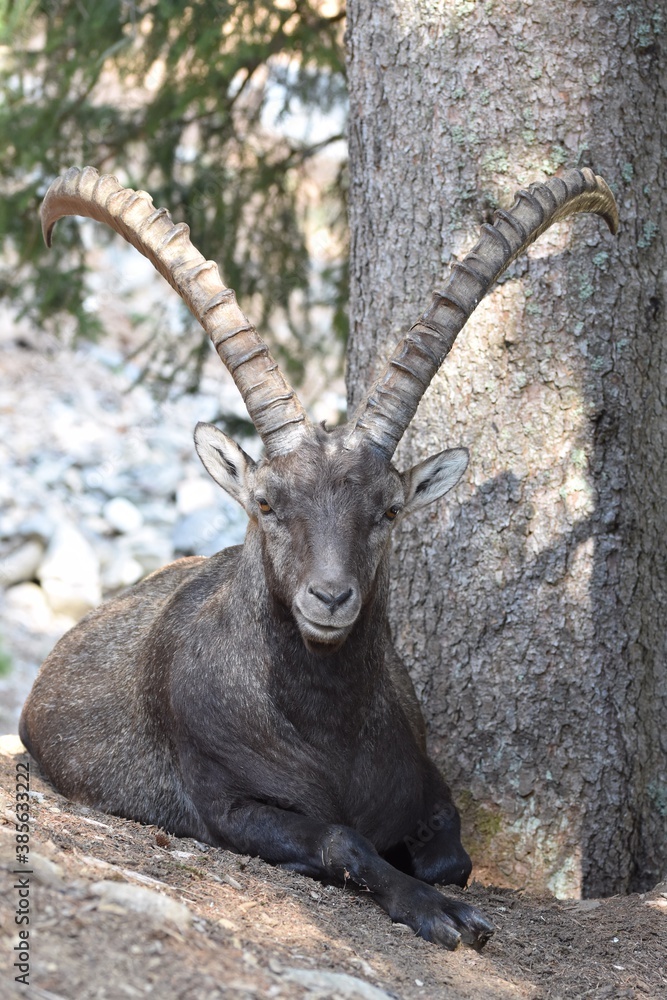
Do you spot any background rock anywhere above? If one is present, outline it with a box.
[37,521,102,618]
[173,506,247,557]
[0,538,45,587]
[102,496,144,534]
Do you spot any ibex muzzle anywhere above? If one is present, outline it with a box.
[20,166,618,950]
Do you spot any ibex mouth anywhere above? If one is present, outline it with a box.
[293,582,361,651]
[292,607,355,651]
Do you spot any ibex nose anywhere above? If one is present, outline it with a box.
[308,585,353,613]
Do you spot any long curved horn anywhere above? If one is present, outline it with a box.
[344,167,619,459]
[41,166,312,457]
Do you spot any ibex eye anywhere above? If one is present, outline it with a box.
[257,498,272,514]
[385,505,401,521]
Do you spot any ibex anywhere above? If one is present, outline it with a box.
[20,166,618,950]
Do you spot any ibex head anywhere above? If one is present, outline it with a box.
[194,421,467,650]
[41,166,618,652]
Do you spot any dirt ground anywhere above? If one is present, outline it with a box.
[1,739,665,1000]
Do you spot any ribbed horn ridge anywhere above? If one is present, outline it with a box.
[344,167,619,459]
[41,166,312,457]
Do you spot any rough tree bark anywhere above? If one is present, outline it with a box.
[346,0,666,897]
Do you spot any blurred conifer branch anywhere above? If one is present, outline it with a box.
[0,0,348,395]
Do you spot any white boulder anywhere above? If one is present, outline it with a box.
[3,582,76,633]
[101,551,145,591]
[103,496,144,534]
[0,538,45,588]
[37,522,101,619]
[126,526,173,574]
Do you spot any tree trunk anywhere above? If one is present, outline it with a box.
[346,0,666,897]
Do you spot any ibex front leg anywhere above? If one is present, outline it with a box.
[399,765,476,889]
[197,798,493,950]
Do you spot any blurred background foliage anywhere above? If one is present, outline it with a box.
[0,0,348,397]
[0,641,10,676]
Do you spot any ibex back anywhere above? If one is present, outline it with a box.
[20,166,618,950]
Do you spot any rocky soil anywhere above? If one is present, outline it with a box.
[1,738,666,1000]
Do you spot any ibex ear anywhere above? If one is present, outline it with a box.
[402,448,469,514]
[194,422,256,511]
